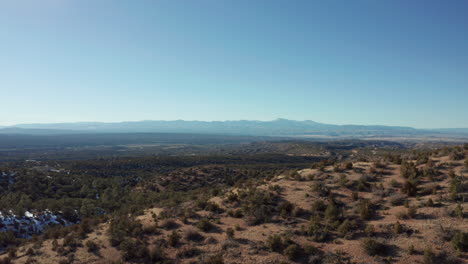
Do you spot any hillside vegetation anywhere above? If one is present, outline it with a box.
[0,143,466,263]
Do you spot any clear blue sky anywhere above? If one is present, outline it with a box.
[1,0,467,128]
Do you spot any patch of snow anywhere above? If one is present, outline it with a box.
[0,210,76,238]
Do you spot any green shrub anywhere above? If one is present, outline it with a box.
[200,254,224,264]
[176,246,201,259]
[148,246,166,262]
[240,189,277,225]
[393,221,403,234]
[168,230,180,247]
[389,194,405,206]
[401,179,418,196]
[160,219,178,230]
[184,229,205,242]
[449,177,463,201]
[205,202,223,213]
[283,244,300,260]
[401,161,420,179]
[451,231,467,252]
[6,248,16,259]
[226,228,235,239]
[227,209,243,218]
[357,199,374,220]
[407,206,417,219]
[311,200,326,213]
[266,234,284,253]
[324,201,340,221]
[337,219,354,237]
[423,247,436,264]
[426,198,434,207]
[365,224,375,236]
[197,218,214,232]
[390,179,399,188]
[344,162,353,170]
[25,248,35,256]
[311,182,330,197]
[408,244,415,255]
[454,204,464,218]
[85,240,99,252]
[307,216,329,242]
[108,216,143,247]
[120,239,149,261]
[360,238,387,256]
[278,201,295,218]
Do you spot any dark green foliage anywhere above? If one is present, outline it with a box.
[148,246,166,262]
[333,164,343,173]
[197,218,214,232]
[365,224,375,236]
[451,231,467,252]
[454,204,464,218]
[0,257,12,264]
[407,206,418,219]
[240,189,278,225]
[449,151,464,161]
[204,202,223,213]
[283,244,301,260]
[0,231,18,248]
[324,200,340,221]
[266,234,284,253]
[393,221,403,234]
[449,177,464,200]
[160,219,179,230]
[385,154,402,164]
[420,183,438,196]
[389,194,405,206]
[337,219,356,238]
[199,254,224,264]
[357,178,370,192]
[423,247,436,264]
[344,162,353,170]
[311,199,326,213]
[85,240,99,252]
[278,201,295,218]
[390,179,399,188]
[426,198,434,207]
[360,238,387,256]
[226,228,234,239]
[176,246,201,259]
[408,244,415,255]
[227,208,243,218]
[168,230,180,247]
[63,234,81,249]
[184,229,205,242]
[107,216,143,247]
[338,174,348,187]
[6,247,16,259]
[307,216,329,242]
[357,199,374,220]
[25,248,35,256]
[401,179,418,196]
[311,182,330,197]
[400,161,421,179]
[120,239,149,261]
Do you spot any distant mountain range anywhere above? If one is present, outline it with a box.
[1,119,467,138]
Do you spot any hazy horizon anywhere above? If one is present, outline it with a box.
[1,118,468,130]
[1,1,468,128]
